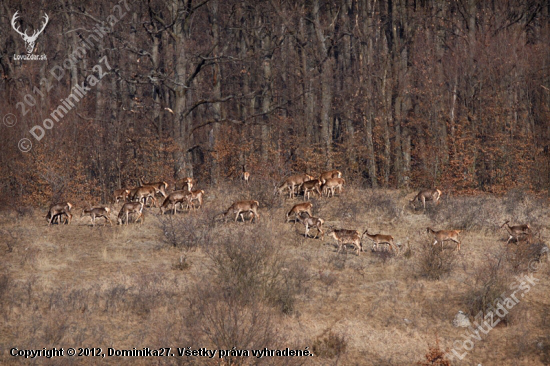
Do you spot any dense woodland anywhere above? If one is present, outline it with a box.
[1,0,550,205]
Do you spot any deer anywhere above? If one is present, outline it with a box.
[321,178,345,198]
[129,186,158,207]
[177,177,194,192]
[410,189,442,210]
[11,11,49,54]
[46,202,73,226]
[500,220,531,244]
[427,227,461,251]
[114,189,130,203]
[139,178,169,198]
[224,200,260,223]
[81,207,112,227]
[277,174,314,198]
[242,165,250,184]
[319,170,342,184]
[295,212,324,240]
[185,189,204,210]
[286,202,313,224]
[301,179,322,200]
[160,190,191,215]
[362,230,396,253]
[326,228,363,256]
[117,202,144,225]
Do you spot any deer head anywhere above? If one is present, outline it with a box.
[11,11,49,54]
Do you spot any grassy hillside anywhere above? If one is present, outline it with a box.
[1,183,549,365]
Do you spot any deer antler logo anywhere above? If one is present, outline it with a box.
[11,11,49,54]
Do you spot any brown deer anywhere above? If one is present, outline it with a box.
[139,179,169,198]
[177,177,194,192]
[81,207,112,227]
[321,178,345,198]
[117,202,144,225]
[296,212,325,240]
[277,174,314,198]
[500,220,531,244]
[319,170,342,184]
[130,186,158,207]
[160,190,190,215]
[427,227,461,251]
[411,189,442,210]
[327,228,363,255]
[301,179,322,200]
[114,189,130,203]
[286,202,313,224]
[224,200,260,223]
[185,189,204,210]
[362,230,396,252]
[46,202,73,226]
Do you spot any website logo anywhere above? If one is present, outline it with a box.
[11,11,48,58]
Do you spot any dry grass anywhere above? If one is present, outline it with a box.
[1,184,550,365]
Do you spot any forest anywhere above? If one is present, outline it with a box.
[1,0,550,203]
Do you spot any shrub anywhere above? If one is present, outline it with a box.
[312,329,347,359]
[416,242,457,280]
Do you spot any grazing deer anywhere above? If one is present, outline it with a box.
[362,230,396,252]
[286,202,313,224]
[185,189,204,210]
[224,200,260,223]
[427,227,461,251]
[114,189,130,203]
[46,202,73,226]
[178,177,194,192]
[411,189,442,210]
[296,212,324,240]
[81,207,112,227]
[319,170,342,184]
[117,202,144,225]
[326,228,363,255]
[130,186,158,207]
[160,190,190,215]
[277,174,314,198]
[321,178,345,198]
[500,220,531,244]
[301,179,322,200]
[139,179,169,198]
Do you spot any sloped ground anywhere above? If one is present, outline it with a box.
[1,184,549,365]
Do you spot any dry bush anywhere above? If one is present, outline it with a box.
[311,328,347,359]
[362,189,403,221]
[463,252,510,322]
[157,212,212,251]
[415,242,457,280]
[416,338,451,366]
[426,194,500,231]
[505,239,547,273]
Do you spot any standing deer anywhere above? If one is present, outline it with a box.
[178,177,194,192]
[319,170,342,184]
[130,186,158,207]
[326,228,363,255]
[117,202,144,225]
[427,227,461,251]
[362,230,396,252]
[277,174,314,198]
[500,220,531,244]
[286,202,313,224]
[114,189,130,203]
[411,189,442,210]
[301,179,322,200]
[321,178,345,198]
[296,212,325,240]
[46,202,73,226]
[242,165,250,184]
[160,190,190,215]
[81,207,112,227]
[185,190,204,210]
[224,200,260,223]
[139,179,169,198]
